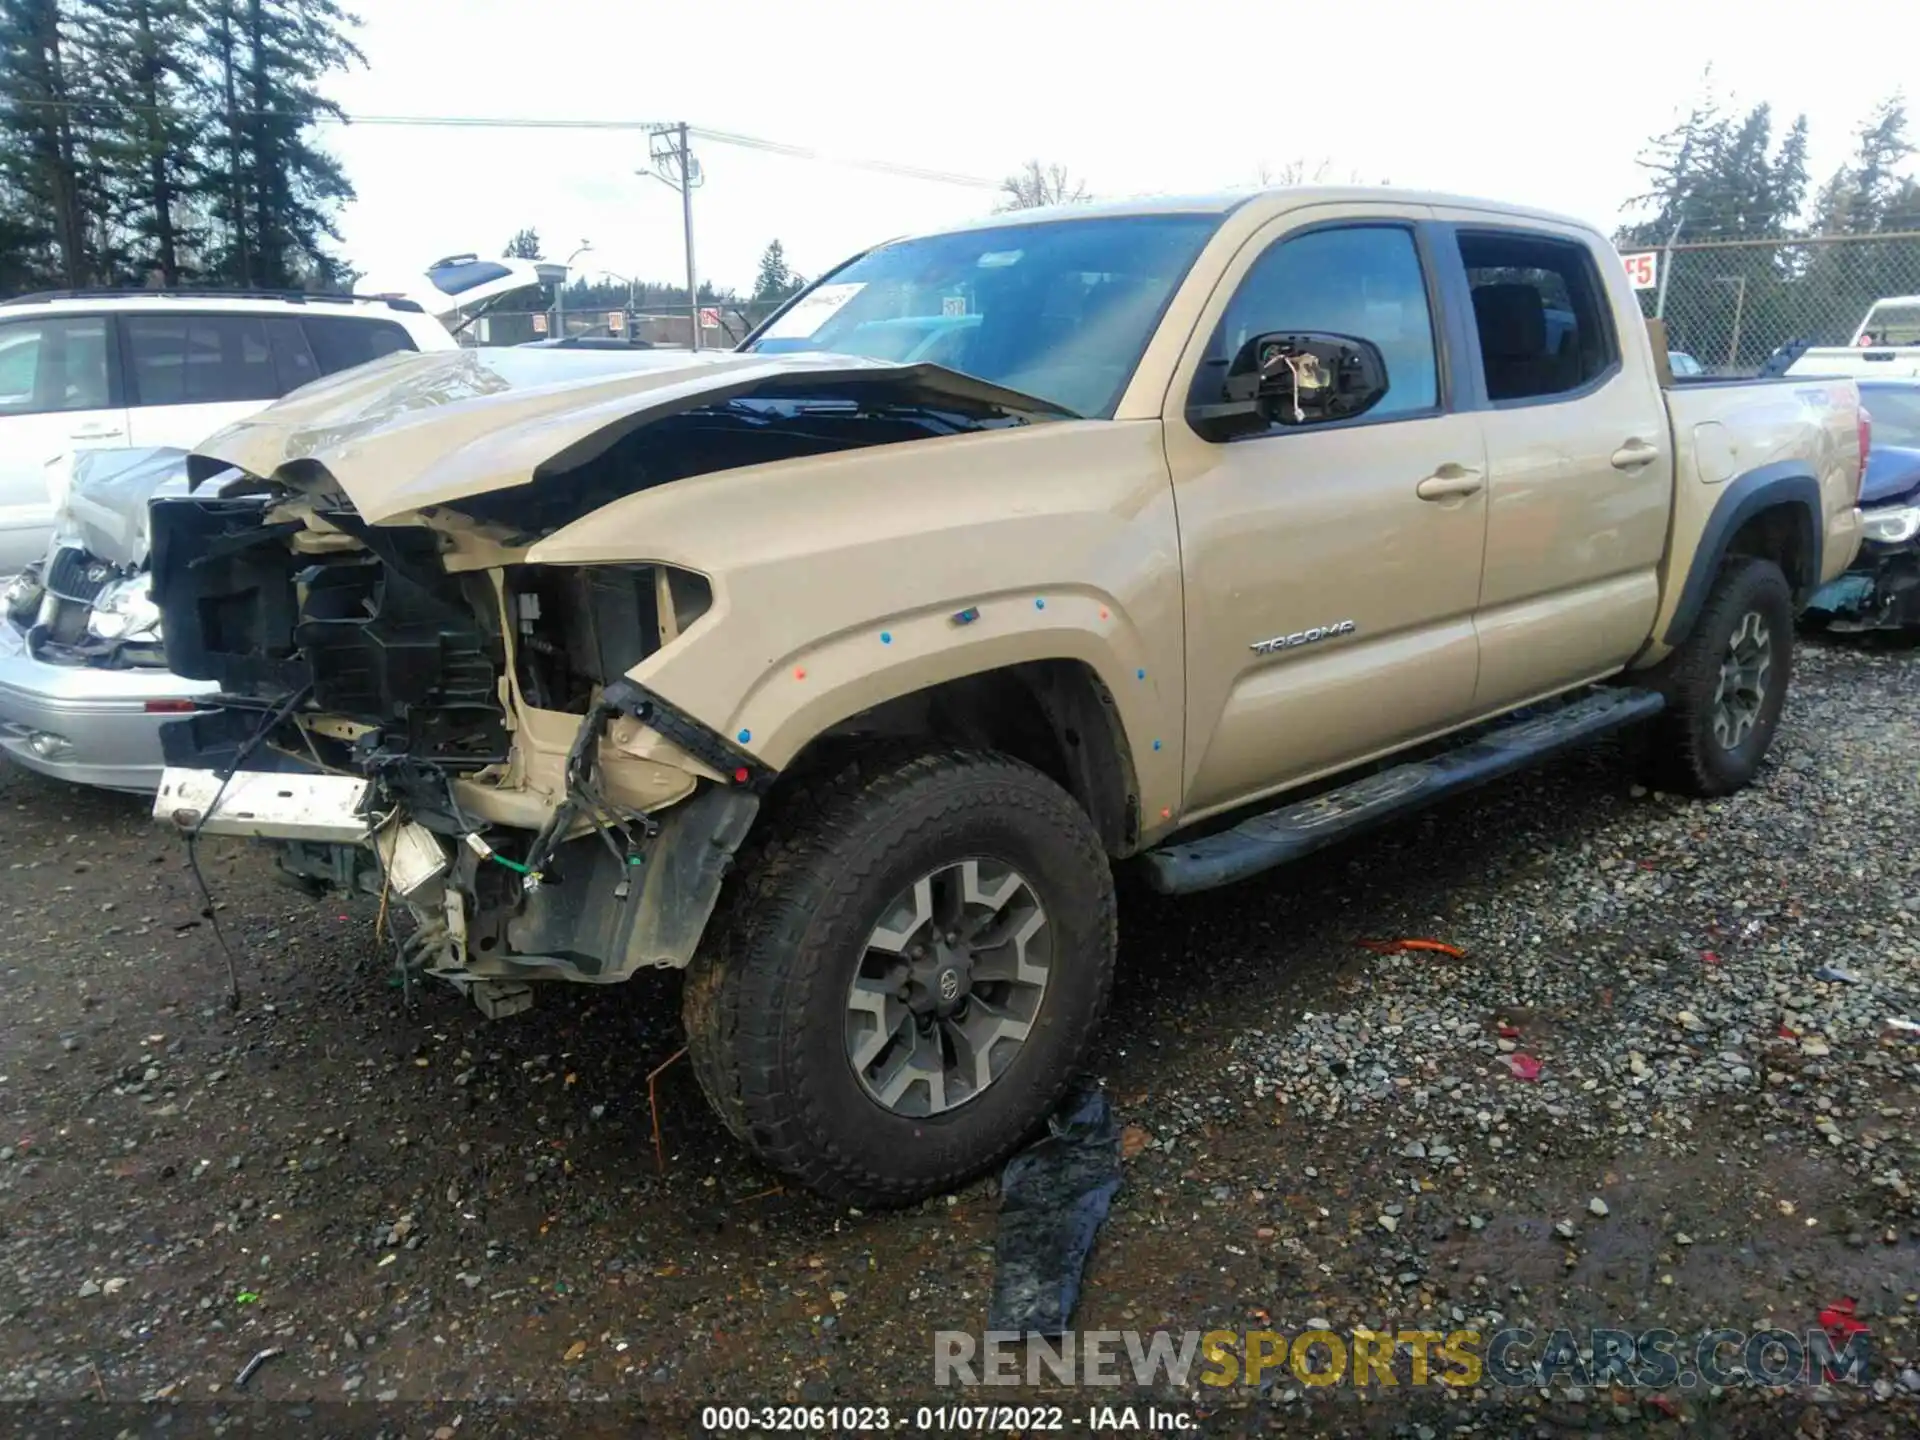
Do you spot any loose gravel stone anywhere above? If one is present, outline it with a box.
[0,637,1914,1426]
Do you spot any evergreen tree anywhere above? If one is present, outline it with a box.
[752,238,802,301]
[1618,77,1726,248]
[200,0,361,287]
[502,227,542,260]
[82,0,208,285]
[0,204,47,292]
[1798,94,1919,340]
[1847,95,1914,232]
[1768,115,1811,231]
[0,0,105,287]
[1620,88,1811,246]
[1809,95,1914,236]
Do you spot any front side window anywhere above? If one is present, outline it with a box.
[748,213,1222,418]
[125,314,280,405]
[1208,225,1440,426]
[1458,230,1617,402]
[0,316,111,416]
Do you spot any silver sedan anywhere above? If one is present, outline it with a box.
[0,449,217,792]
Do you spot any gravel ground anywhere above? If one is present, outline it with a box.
[1,636,1916,1437]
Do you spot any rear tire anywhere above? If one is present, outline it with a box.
[1646,556,1794,796]
[682,748,1117,1206]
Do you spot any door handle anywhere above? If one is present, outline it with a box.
[69,425,125,440]
[1415,465,1485,501]
[1610,439,1658,471]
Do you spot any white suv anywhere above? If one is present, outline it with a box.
[0,288,460,576]
[0,256,574,576]
[0,258,575,789]
[0,290,462,575]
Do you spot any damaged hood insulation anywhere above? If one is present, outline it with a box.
[187,346,1076,538]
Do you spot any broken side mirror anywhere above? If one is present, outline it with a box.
[1188,331,1391,441]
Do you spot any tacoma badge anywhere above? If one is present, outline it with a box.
[1250,619,1357,655]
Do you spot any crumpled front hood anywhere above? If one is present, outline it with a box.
[189,347,1072,527]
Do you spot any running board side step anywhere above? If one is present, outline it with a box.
[1142,687,1665,895]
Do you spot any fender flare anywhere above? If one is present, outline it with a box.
[1663,461,1823,646]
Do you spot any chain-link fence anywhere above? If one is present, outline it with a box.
[1633,232,1920,374]
[468,300,788,350]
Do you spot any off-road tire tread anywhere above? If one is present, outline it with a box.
[1646,556,1793,797]
[681,747,1117,1206]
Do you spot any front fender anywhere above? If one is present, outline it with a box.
[528,418,1191,832]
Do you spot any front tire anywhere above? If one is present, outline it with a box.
[682,749,1117,1205]
[1647,556,1794,796]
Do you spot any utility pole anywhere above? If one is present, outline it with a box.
[1714,274,1747,370]
[1654,214,1684,321]
[645,125,704,350]
[560,241,592,340]
[679,123,700,352]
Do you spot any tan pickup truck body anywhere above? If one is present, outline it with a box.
[149,188,1864,1201]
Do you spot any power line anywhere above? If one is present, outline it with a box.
[350,113,655,131]
[686,126,1000,190]
[2,96,1003,189]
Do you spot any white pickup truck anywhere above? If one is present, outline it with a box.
[1784,295,1920,379]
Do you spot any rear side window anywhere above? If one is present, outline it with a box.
[264,316,322,393]
[302,316,416,376]
[1457,231,1618,402]
[0,316,112,415]
[125,314,280,405]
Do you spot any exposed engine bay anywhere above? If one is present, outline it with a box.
[146,485,768,1013]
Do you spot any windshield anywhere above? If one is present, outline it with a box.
[1863,384,1920,448]
[1861,303,1920,346]
[748,213,1222,418]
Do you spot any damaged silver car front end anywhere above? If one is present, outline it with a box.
[1804,502,1920,631]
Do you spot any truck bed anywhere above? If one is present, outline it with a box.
[1643,372,1865,652]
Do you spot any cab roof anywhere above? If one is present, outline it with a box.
[921,185,1600,236]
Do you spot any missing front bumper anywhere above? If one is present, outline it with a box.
[155,761,760,999]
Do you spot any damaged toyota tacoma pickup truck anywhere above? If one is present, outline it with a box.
[149,188,1867,1204]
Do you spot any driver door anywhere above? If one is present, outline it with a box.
[1163,204,1489,820]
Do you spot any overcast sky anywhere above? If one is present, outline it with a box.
[327,0,1914,298]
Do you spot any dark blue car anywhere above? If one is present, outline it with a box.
[1806,378,1920,629]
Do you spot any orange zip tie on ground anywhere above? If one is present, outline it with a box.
[1354,938,1466,958]
[648,1047,686,1175]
